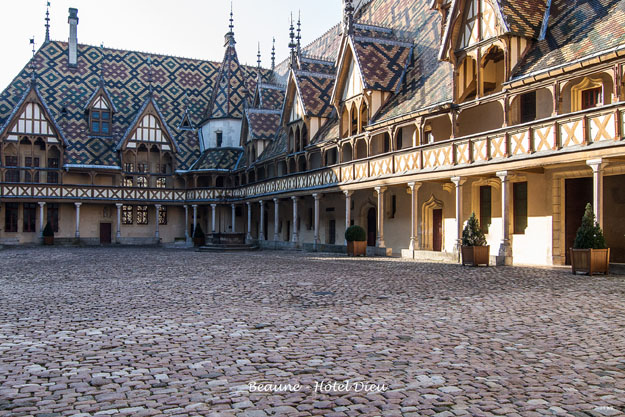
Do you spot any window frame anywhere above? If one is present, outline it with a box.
[4,203,18,232]
[136,205,148,225]
[23,203,37,233]
[122,205,133,225]
[513,181,528,235]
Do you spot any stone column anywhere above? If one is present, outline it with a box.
[259,200,265,241]
[407,182,422,251]
[246,202,253,241]
[211,204,217,234]
[192,204,198,235]
[74,202,82,238]
[154,204,161,240]
[183,205,189,241]
[313,193,321,248]
[587,159,604,228]
[344,191,353,245]
[231,204,236,233]
[38,202,46,238]
[116,203,123,239]
[496,171,512,266]
[374,187,387,248]
[291,196,299,244]
[273,198,280,241]
[451,176,466,259]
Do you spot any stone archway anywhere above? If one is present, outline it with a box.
[421,195,444,251]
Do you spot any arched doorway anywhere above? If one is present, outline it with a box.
[367,207,376,247]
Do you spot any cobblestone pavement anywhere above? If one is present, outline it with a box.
[0,247,624,417]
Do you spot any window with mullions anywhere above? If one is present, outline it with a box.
[47,158,59,184]
[136,176,148,188]
[24,157,40,183]
[124,163,134,172]
[23,203,37,233]
[4,203,18,232]
[156,177,166,188]
[122,176,134,187]
[137,205,148,225]
[5,156,19,182]
[479,186,492,234]
[122,205,133,224]
[90,104,111,135]
[158,206,167,225]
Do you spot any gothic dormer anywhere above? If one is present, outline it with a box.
[85,79,117,136]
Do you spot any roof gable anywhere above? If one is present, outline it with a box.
[118,96,179,153]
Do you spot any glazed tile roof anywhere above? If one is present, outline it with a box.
[351,34,413,91]
[206,40,251,120]
[189,147,244,171]
[246,109,281,141]
[0,41,268,170]
[256,83,286,111]
[499,0,549,39]
[514,0,625,79]
[294,71,336,119]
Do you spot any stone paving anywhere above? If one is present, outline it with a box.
[0,247,624,417]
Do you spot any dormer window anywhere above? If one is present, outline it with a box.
[90,96,111,135]
[216,131,223,147]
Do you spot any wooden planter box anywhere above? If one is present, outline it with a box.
[43,236,54,246]
[461,245,490,266]
[570,248,610,275]
[347,241,366,257]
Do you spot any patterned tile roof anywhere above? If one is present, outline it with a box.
[294,72,336,118]
[0,41,268,170]
[514,0,625,79]
[499,0,549,39]
[258,128,287,161]
[206,41,251,120]
[246,109,281,141]
[352,36,412,91]
[190,147,243,171]
[256,83,286,111]
[311,117,340,146]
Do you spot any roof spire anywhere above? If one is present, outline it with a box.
[344,0,355,35]
[29,37,37,83]
[289,13,297,68]
[257,42,262,69]
[44,1,50,43]
[271,37,276,71]
[225,2,236,46]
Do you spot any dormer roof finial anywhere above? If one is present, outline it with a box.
[257,42,262,69]
[225,2,236,46]
[45,1,51,43]
[344,0,355,35]
[271,37,276,71]
[30,37,37,83]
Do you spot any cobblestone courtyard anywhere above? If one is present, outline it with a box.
[0,248,624,417]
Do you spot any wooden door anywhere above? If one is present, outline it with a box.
[565,178,593,264]
[433,209,443,252]
[328,219,336,245]
[100,222,112,244]
[367,207,376,247]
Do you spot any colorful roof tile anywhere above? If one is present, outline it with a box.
[206,41,250,120]
[246,109,281,141]
[190,147,244,171]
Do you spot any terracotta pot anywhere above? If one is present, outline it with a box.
[461,245,490,266]
[570,248,610,275]
[43,236,54,246]
[347,240,366,257]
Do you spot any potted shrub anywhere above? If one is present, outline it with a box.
[42,221,54,245]
[570,203,609,275]
[345,225,366,256]
[461,212,489,266]
[192,224,205,247]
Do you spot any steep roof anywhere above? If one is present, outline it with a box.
[246,109,281,141]
[0,41,267,170]
[293,57,336,119]
[514,0,625,80]
[189,147,244,171]
[499,0,549,39]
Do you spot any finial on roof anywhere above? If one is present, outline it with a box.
[289,13,297,68]
[271,37,276,71]
[225,2,236,46]
[30,37,37,82]
[257,42,262,69]
[344,0,355,35]
[44,1,50,43]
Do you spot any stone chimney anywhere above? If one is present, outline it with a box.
[68,8,78,67]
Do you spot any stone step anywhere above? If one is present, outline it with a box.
[196,244,259,252]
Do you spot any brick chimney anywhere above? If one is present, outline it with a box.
[68,8,78,67]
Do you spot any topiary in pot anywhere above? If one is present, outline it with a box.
[192,224,205,247]
[42,221,54,245]
[461,212,489,266]
[345,225,366,256]
[571,203,609,275]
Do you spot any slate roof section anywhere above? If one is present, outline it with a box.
[514,0,625,79]
[256,83,286,111]
[351,34,413,91]
[189,147,244,171]
[246,109,281,141]
[0,41,268,170]
[294,71,336,119]
[499,0,549,39]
